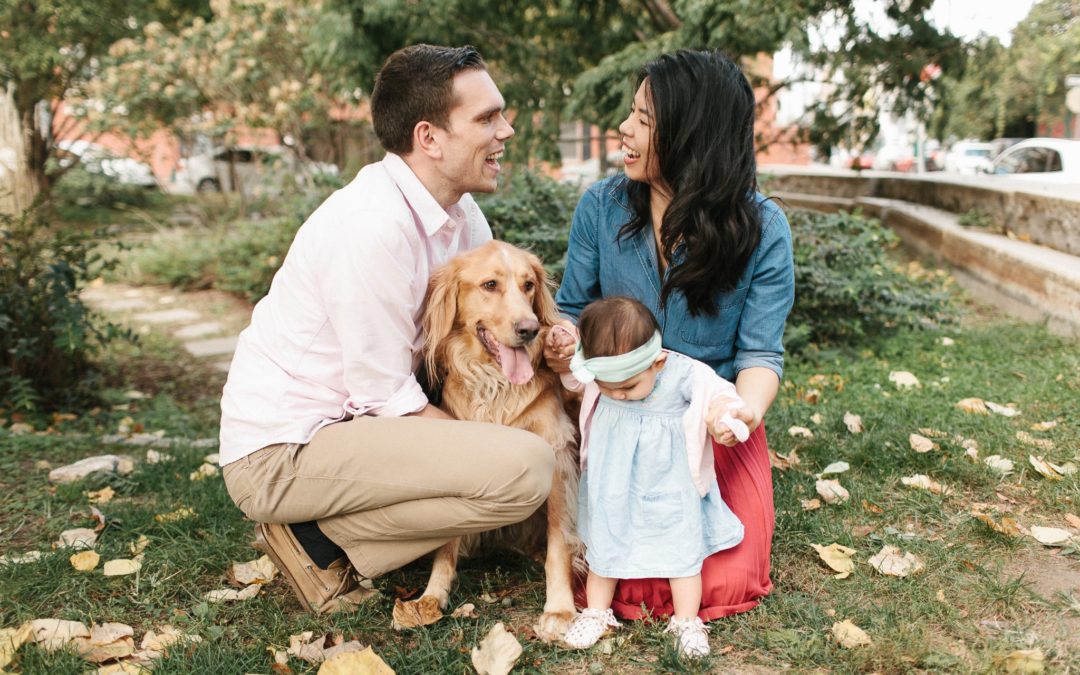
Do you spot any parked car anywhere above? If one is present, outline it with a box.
[173,145,338,195]
[988,138,1080,184]
[943,140,994,174]
[55,140,158,188]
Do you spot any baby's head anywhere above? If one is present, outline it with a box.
[574,296,667,401]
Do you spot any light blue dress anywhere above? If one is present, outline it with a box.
[578,352,744,579]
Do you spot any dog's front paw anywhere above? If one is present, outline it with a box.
[534,610,576,643]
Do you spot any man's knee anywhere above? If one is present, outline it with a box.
[516,432,555,508]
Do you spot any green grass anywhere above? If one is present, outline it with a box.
[2,312,1078,673]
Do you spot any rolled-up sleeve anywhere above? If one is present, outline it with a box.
[319,210,428,418]
[555,185,604,321]
[733,203,795,380]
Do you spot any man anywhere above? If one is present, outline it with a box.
[219,45,554,614]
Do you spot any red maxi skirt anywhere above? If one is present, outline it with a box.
[603,423,775,621]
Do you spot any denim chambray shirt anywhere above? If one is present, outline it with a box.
[556,175,795,381]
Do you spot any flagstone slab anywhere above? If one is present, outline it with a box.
[173,321,225,339]
[184,336,238,358]
[133,308,201,324]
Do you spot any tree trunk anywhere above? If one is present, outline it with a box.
[0,84,42,215]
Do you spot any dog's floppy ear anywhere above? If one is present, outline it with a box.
[422,259,460,386]
[527,252,560,327]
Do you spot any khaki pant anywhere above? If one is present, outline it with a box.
[222,416,554,578]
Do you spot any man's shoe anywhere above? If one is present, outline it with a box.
[255,522,359,614]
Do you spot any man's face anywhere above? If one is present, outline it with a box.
[434,69,515,198]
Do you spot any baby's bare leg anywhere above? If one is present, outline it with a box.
[585,570,619,609]
[669,574,703,619]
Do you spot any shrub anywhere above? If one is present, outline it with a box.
[785,208,954,351]
[51,165,162,211]
[0,209,133,412]
[475,169,579,282]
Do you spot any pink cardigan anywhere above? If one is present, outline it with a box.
[569,351,746,497]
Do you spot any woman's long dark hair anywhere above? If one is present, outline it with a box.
[621,50,762,316]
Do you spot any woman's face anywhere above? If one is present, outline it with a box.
[618,81,662,187]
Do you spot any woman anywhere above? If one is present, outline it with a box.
[547,49,794,621]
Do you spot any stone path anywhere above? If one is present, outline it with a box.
[81,280,253,373]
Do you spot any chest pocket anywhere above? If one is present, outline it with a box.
[675,286,748,358]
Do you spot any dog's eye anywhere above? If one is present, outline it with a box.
[523,280,535,292]
[482,280,498,291]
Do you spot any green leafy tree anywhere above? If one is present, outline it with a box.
[0,0,207,209]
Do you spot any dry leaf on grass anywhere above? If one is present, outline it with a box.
[908,434,937,453]
[801,498,821,511]
[941,336,955,346]
[471,622,522,675]
[788,426,813,438]
[900,474,951,495]
[816,461,850,478]
[129,535,150,556]
[0,623,33,669]
[917,428,949,439]
[391,595,443,630]
[29,619,90,650]
[769,448,800,470]
[956,397,988,414]
[73,622,135,663]
[90,506,107,532]
[1029,526,1073,546]
[867,545,924,577]
[998,648,1045,673]
[1028,455,1063,480]
[228,555,279,586]
[1065,514,1080,529]
[810,412,823,424]
[985,401,1021,417]
[843,412,863,434]
[144,449,172,464]
[139,625,202,659]
[204,583,261,603]
[56,528,97,550]
[103,558,142,577]
[450,603,477,618]
[96,662,150,674]
[816,479,850,504]
[984,455,1015,475]
[70,550,100,571]
[85,487,115,504]
[189,463,219,481]
[1030,421,1057,432]
[154,507,196,523]
[831,619,872,648]
[811,543,857,579]
[973,513,1021,537]
[1017,432,1054,450]
[317,646,395,674]
[888,371,920,389]
[203,453,220,464]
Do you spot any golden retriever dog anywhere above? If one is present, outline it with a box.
[418,240,582,642]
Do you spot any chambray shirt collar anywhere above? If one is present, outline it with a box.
[381,152,462,235]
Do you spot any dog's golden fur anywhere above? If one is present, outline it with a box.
[419,240,582,641]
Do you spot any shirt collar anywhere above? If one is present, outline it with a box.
[381,152,461,236]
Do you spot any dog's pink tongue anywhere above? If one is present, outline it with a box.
[497,343,534,385]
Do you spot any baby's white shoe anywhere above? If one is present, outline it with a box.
[562,607,621,649]
[665,615,710,658]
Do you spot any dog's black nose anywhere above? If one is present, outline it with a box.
[515,318,540,342]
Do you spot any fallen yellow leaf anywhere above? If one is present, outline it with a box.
[228,555,279,586]
[999,648,1045,673]
[204,584,261,603]
[1017,432,1054,450]
[391,595,443,630]
[317,646,395,674]
[900,474,951,495]
[73,622,135,663]
[811,543,857,579]
[85,487,115,504]
[1028,455,1062,480]
[450,603,478,618]
[189,463,219,481]
[28,619,90,651]
[471,622,522,675]
[0,623,32,669]
[867,545,924,577]
[908,434,937,453]
[984,400,1020,417]
[1065,514,1080,529]
[1029,526,1073,546]
[154,507,195,523]
[831,619,872,648]
[983,455,1015,475]
[103,558,141,576]
[769,448,800,470]
[888,371,920,389]
[129,535,150,556]
[973,512,1021,537]
[1030,421,1057,431]
[801,498,822,511]
[788,426,813,438]
[70,550,101,571]
[139,625,202,659]
[843,412,863,434]
[816,479,850,504]
[956,397,988,414]
[56,527,97,550]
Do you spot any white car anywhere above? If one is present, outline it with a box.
[173,145,338,195]
[56,140,158,188]
[943,141,994,174]
[989,138,1080,184]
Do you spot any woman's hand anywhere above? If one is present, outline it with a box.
[543,319,578,374]
[707,396,761,447]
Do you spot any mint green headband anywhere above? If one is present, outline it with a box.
[569,331,662,384]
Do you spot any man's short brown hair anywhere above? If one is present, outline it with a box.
[370,44,486,154]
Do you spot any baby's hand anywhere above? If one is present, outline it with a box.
[707,396,750,446]
[544,320,578,374]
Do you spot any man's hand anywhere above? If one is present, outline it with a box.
[543,320,577,374]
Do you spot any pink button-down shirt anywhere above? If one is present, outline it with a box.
[219,153,491,465]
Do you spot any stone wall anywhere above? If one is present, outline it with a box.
[762,169,1080,256]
